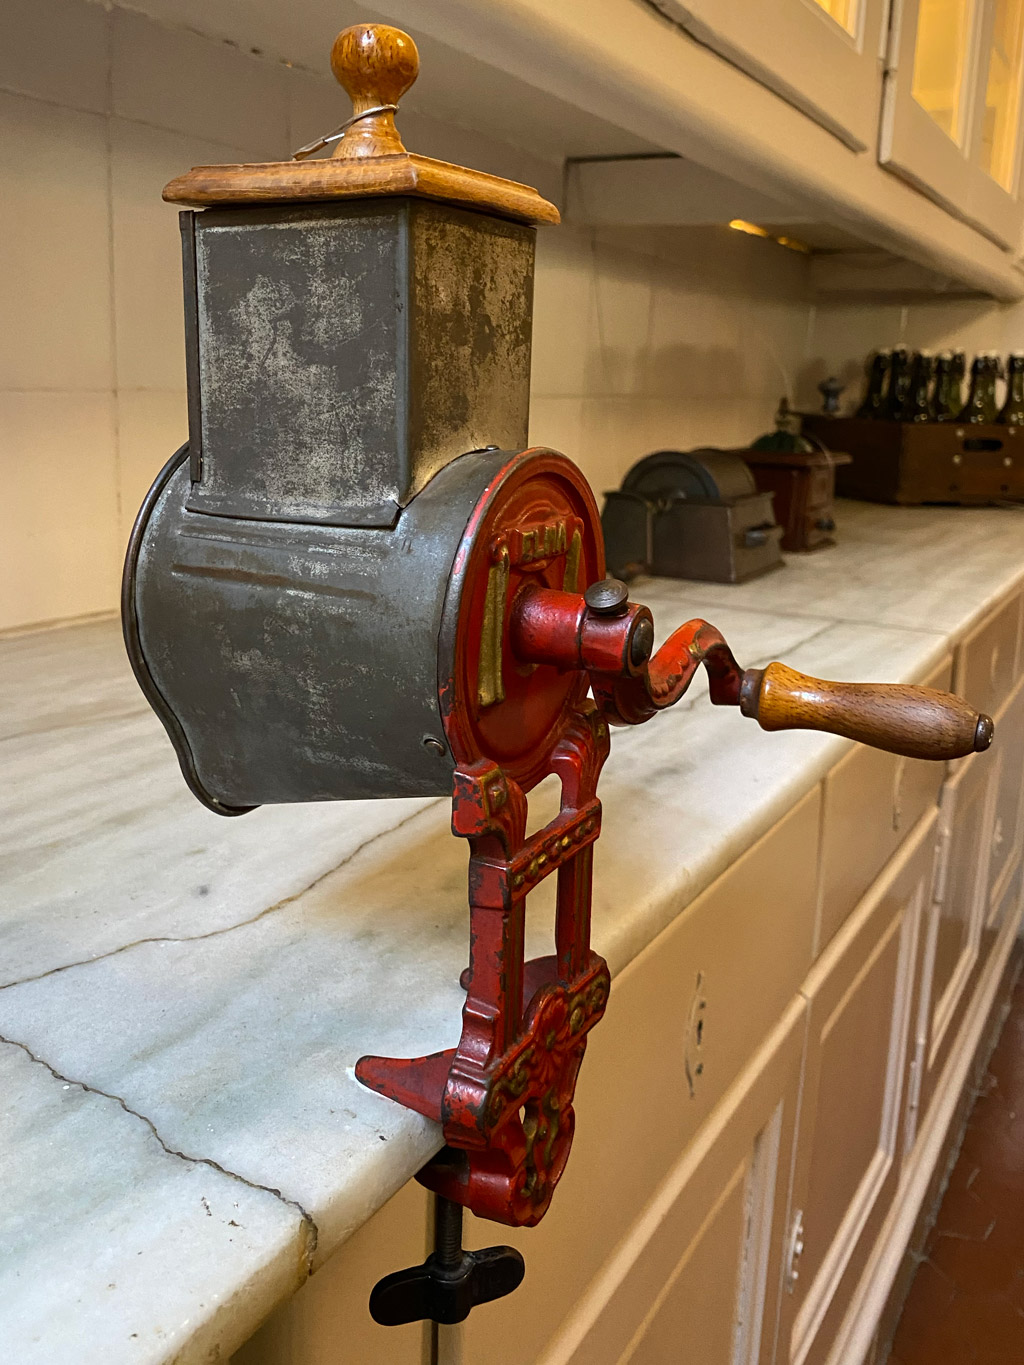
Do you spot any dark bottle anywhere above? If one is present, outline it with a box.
[998,352,1024,425]
[883,346,914,420]
[930,351,958,421]
[958,353,1000,424]
[948,350,967,419]
[856,350,890,418]
[904,350,936,421]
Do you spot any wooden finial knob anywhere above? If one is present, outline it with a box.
[329,24,419,159]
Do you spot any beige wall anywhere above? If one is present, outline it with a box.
[530,222,814,502]
[4,0,818,633]
[801,295,1024,412]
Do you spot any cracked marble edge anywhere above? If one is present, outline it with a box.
[0,1037,312,1365]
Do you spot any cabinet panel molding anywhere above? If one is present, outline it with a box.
[916,743,1000,1124]
[986,677,1024,918]
[825,895,1023,1365]
[649,0,888,151]
[779,812,934,1365]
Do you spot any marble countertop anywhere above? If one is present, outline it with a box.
[3,500,1023,1363]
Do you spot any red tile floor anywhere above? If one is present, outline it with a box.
[887,975,1024,1363]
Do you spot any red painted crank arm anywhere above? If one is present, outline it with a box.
[511,582,993,761]
[592,617,744,725]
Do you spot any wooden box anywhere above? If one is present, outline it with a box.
[800,415,1024,506]
[739,446,851,552]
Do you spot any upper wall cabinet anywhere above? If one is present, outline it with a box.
[649,0,889,150]
[881,0,1024,246]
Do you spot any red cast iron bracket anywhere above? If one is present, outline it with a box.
[357,576,747,1226]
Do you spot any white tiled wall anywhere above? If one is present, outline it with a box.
[1,0,286,634]
[533,224,814,500]
[2,0,816,633]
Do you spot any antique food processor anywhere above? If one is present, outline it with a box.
[123,23,994,1326]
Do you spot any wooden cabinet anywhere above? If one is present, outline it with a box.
[454,790,820,1365]
[881,0,1024,246]
[513,999,808,1365]
[647,0,888,150]
[776,813,934,1365]
[385,0,1024,298]
[907,596,1024,1122]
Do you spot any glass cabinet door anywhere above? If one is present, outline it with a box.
[881,0,1024,247]
[911,0,977,142]
[650,0,889,151]
[977,0,1024,190]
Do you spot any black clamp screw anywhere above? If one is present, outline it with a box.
[369,1194,525,1326]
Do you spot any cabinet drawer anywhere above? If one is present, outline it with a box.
[816,658,950,954]
[457,788,820,1365]
[778,813,935,1365]
[954,591,1022,720]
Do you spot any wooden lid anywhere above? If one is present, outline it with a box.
[162,23,560,226]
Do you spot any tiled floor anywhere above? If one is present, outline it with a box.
[887,974,1024,1364]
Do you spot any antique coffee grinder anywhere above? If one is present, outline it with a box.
[123,23,994,1325]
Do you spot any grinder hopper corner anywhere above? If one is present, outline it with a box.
[123,21,995,1326]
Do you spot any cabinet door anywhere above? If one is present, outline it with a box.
[518,999,808,1365]
[881,0,1024,247]
[777,813,934,1365]
[914,746,997,1122]
[650,0,888,150]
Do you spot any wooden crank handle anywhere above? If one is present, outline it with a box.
[738,662,994,761]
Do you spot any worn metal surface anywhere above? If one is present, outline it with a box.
[650,498,783,583]
[179,216,204,485]
[622,446,758,502]
[183,199,534,528]
[121,443,251,815]
[130,446,511,807]
[604,447,784,584]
